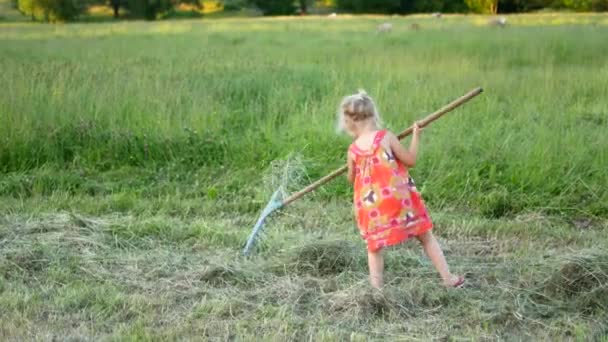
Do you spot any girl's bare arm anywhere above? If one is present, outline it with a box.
[387,126,420,167]
[347,152,355,183]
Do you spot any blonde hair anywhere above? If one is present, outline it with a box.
[336,89,381,133]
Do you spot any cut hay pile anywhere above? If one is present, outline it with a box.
[274,240,365,276]
[542,251,608,313]
[325,286,396,320]
[200,264,257,287]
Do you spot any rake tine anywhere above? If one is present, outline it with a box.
[243,189,284,256]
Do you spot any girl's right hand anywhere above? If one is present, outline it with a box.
[413,122,422,135]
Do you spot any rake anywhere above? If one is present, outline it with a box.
[243,87,484,256]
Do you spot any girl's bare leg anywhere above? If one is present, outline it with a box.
[417,231,461,286]
[367,250,384,289]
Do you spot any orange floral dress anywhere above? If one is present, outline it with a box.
[350,130,433,252]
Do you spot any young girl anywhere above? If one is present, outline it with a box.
[338,90,464,289]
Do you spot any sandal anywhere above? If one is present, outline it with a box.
[444,276,465,288]
[452,276,465,288]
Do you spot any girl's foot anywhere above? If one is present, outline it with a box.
[443,274,465,288]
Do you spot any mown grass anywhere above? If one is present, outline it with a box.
[1,198,607,339]
[1,14,608,339]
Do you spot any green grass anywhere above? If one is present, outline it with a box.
[1,14,608,339]
[1,14,607,217]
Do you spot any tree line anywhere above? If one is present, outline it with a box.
[11,0,608,22]
[327,0,607,15]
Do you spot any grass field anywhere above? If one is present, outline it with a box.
[1,13,608,340]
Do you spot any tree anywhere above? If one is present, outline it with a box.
[119,0,171,19]
[559,0,608,11]
[117,0,201,19]
[249,0,295,15]
[109,0,122,17]
[335,0,468,14]
[297,0,313,14]
[465,0,498,13]
[17,0,89,21]
[497,0,554,12]
[336,0,400,13]
[222,0,246,11]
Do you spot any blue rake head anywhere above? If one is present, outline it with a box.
[243,189,284,256]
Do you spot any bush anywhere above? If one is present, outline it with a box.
[335,0,399,13]
[465,0,498,13]
[335,0,468,14]
[497,0,552,12]
[222,0,245,11]
[249,0,295,15]
[124,0,175,19]
[443,0,469,11]
[558,0,608,11]
[409,0,468,13]
[17,0,88,22]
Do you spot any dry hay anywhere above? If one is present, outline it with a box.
[0,213,111,280]
[1,244,49,278]
[324,285,396,321]
[200,264,256,287]
[377,23,393,33]
[488,16,508,28]
[276,240,364,276]
[260,153,308,200]
[322,283,452,322]
[542,250,608,312]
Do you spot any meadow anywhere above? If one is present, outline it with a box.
[1,12,608,340]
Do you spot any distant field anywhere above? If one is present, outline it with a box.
[1,14,607,340]
[1,13,607,216]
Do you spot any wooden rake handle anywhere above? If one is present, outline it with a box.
[281,87,483,207]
